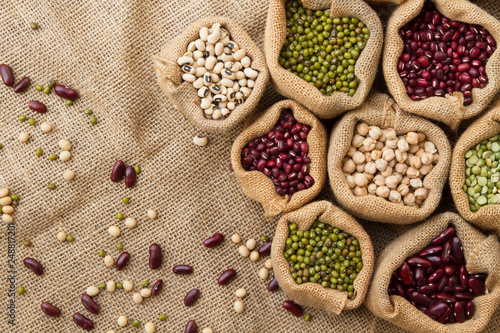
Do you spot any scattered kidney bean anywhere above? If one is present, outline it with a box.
[184,289,200,306]
[149,244,162,269]
[218,269,236,285]
[0,64,14,86]
[23,258,43,275]
[73,313,94,330]
[54,84,78,100]
[267,277,279,292]
[41,302,61,317]
[13,77,30,93]
[173,265,193,275]
[124,165,136,188]
[151,279,163,295]
[282,300,303,317]
[203,233,224,248]
[110,160,125,182]
[257,240,272,256]
[115,252,130,270]
[185,320,197,333]
[81,294,100,314]
[28,100,47,113]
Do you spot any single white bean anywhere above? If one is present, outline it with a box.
[265,259,273,269]
[234,300,244,313]
[57,231,67,242]
[249,251,259,262]
[19,132,29,142]
[60,151,71,162]
[123,280,133,291]
[231,234,241,244]
[108,226,121,237]
[63,170,75,181]
[104,255,114,267]
[133,293,143,304]
[238,245,250,257]
[117,316,128,327]
[107,280,116,292]
[147,209,157,219]
[258,268,269,280]
[235,288,247,298]
[145,323,156,333]
[86,286,99,296]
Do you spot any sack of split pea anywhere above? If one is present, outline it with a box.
[153,16,269,133]
[327,93,451,224]
[264,0,383,119]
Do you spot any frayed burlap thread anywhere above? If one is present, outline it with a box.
[231,100,327,216]
[365,212,500,333]
[271,201,374,315]
[328,93,451,223]
[153,16,269,133]
[264,0,383,119]
[384,0,500,129]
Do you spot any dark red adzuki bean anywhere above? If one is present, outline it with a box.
[203,233,224,248]
[151,279,163,295]
[110,160,125,182]
[268,277,280,291]
[28,100,47,114]
[115,251,130,270]
[282,300,303,317]
[173,265,193,275]
[54,84,78,100]
[258,239,272,256]
[124,165,136,188]
[184,320,197,333]
[73,313,94,330]
[218,269,236,285]
[41,302,61,317]
[81,294,100,314]
[23,257,43,275]
[184,288,200,306]
[13,77,30,93]
[149,243,162,269]
[0,64,14,86]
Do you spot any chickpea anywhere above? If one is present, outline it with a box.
[375,159,388,172]
[384,128,397,140]
[409,144,420,154]
[388,190,402,203]
[417,132,426,142]
[363,137,376,151]
[356,123,369,136]
[410,156,422,169]
[385,175,400,189]
[420,164,433,175]
[353,186,367,196]
[424,141,437,154]
[365,162,377,175]
[405,132,419,145]
[354,173,368,187]
[375,141,384,150]
[380,166,393,178]
[367,183,377,194]
[398,138,409,152]
[397,184,410,196]
[386,138,398,149]
[371,149,382,161]
[343,159,356,173]
[382,149,395,162]
[421,152,433,165]
[368,126,382,140]
[373,174,386,187]
[346,175,356,189]
[415,187,429,201]
[352,152,365,165]
[404,193,416,206]
[351,134,365,148]
[407,167,420,179]
[395,149,407,163]
[355,163,365,173]
[375,186,390,198]
[410,178,423,189]
[395,163,407,175]
[363,172,374,182]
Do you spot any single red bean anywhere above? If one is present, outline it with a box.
[258,240,272,256]
[393,279,406,297]
[203,233,224,248]
[151,279,163,295]
[450,237,464,259]
[443,263,459,275]
[28,100,47,114]
[218,269,236,285]
[419,283,438,295]
[73,313,94,330]
[468,277,485,296]
[41,302,61,317]
[115,252,130,270]
[149,244,162,269]
[185,320,197,333]
[415,267,426,283]
[472,273,487,281]
[454,301,465,323]
[81,294,99,314]
[441,240,451,264]
[398,262,413,285]
[0,64,14,86]
[13,77,30,93]
[459,265,468,287]
[24,258,43,275]
[410,291,432,307]
[282,300,303,317]
[173,265,193,275]
[110,160,125,181]
[431,226,455,245]
[455,291,474,301]
[427,256,442,266]
[124,165,136,188]
[435,292,456,303]
[427,302,448,318]
[437,275,448,292]
[437,306,452,324]
[407,256,432,268]
[419,245,442,257]
[465,301,474,319]
[54,84,78,100]
[268,277,279,291]
[184,288,200,306]
[428,267,444,283]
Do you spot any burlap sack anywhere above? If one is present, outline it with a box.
[231,100,327,217]
[365,212,500,333]
[450,97,500,233]
[365,0,404,4]
[328,93,451,223]
[271,200,374,316]
[384,0,500,129]
[264,0,383,119]
[153,16,269,133]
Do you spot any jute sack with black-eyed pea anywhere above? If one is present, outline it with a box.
[450,97,500,233]
[271,200,374,315]
[153,16,269,133]
[328,93,451,224]
[365,212,500,333]
[264,0,383,119]
[384,0,500,129]
[230,100,327,217]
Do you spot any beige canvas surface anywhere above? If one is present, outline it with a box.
[0,0,499,332]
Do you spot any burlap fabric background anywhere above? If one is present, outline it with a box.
[1,0,500,332]
[365,212,500,333]
[328,93,451,224]
[384,0,500,129]
[271,201,374,316]
[264,0,384,119]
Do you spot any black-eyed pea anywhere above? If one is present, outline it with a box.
[212,108,222,119]
[193,77,204,89]
[195,67,207,77]
[187,41,197,52]
[193,50,204,61]
[247,79,255,88]
[243,67,258,79]
[195,39,205,52]
[177,56,193,66]
[199,27,209,41]
[240,56,251,67]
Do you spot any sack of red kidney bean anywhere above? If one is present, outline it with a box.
[230,99,327,217]
[383,0,500,129]
[365,212,500,333]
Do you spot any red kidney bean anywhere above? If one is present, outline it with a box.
[173,265,193,275]
[441,240,451,264]
[468,277,485,296]
[407,256,432,268]
[203,233,224,247]
[459,265,468,287]
[455,291,474,301]
[437,306,452,324]
[73,313,94,330]
[436,292,456,303]
[13,77,30,93]
[115,252,130,270]
[28,100,47,113]
[443,263,458,275]
[465,301,474,319]
[184,288,200,306]
[81,294,99,314]
[0,64,14,86]
[427,256,442,266]
[419,245,442,257]
[268,277,279,291]
[419,283,438,295]
[398,262,413,285]
[23,258,43,275]
[450,237,463,259]
[454,301,465,323]
[149,244,162,269]
[431,226,455,245]
[54,84,78,100]
[110,160,125,181]
[472,273,487,281]
[185,320,197,333]
[282,300,303,317]
[258,240,272,256]
[151,279,163,295]
[218,269,236,285]
[427,302,448,318]
[428,267,444,283]
[410,291,432,307]
[437,275,447,292]
[124,165,136,188]
[41,302,61,317]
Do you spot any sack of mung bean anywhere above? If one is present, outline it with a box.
[153,16,269,133]
[450,97,500,233]
[271,200,374,316]
[365,212,500,333]
[328,93,451,224]
[384,0,500,129]
[263,0,383,119]
[230,99,327,217]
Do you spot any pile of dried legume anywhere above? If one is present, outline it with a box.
[0,188,19,223]
[343,123,439,206]
[279,0,370,96]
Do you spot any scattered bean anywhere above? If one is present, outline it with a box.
[231,234,241,244]
[193,135,208,146]
[41,302,61,317]
[60,151,71,161]
[116,252,130,270]
[238,245,250,257]
[259,268,269,280]
[265,259,273,269]
[151,279,163,295]
[204,233,224,247]
[149,243,162,269]
[81,294,100,314]
[23,258,43,275]
[117,315,128,327]
[104,255,114,267]
[123,280,134,291]
[124,217,137,229]
[63,170,75,181]
[234,300,244,313]
[111,160,125,182]
[57,231,67,242]
[0,64,14,86]
[28,100,47,113]
[249,251,259,262]
[235,288,247,298]
[184,288,200,306]
[283,300,303,317]
[86,286,99,297]
[14,77,30,93]
[19,132,29,143]
[133,293,143,304]
[108,226,121,237]
[258,240,272,256]
[125,165,136,188]
[218,269,236,285]
[140,288,152,298]
[147,209,157,219]
[173,265,193,275]
[185,320,198,333]
[54,84,78,100]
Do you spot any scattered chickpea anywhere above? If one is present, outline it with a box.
[249,251,259,262]
[245,238,256,250]
[133,293,143,304]
[140,288,151,298]
[108,226,121,237]
[123,280,134,291]
[40,122,53,133]
[86,286,99,297]
[124,217,137,229]
[59,139,72,151]
[258,268,269,280]
[202,328,214,333]
[147,209,157,219]
[60,151,71,161]
[145,323,155,333]
[57,231,67,242]
[265,259,273,269]
[234,300,244,314]
[235,288,247,298]
[117,316,128,327]
[63,170,75,181]
[19,132,29,142]
[231,234,241,244]
[238,245,250,257]
[104,255,114,267]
